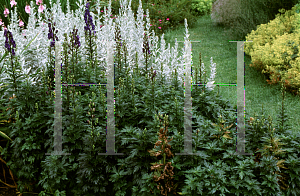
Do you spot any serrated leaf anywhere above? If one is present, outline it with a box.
[239,171,244,180]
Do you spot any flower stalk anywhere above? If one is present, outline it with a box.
[148,113,178,195]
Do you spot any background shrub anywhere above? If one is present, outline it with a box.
[244,5,300,95]
[210,0,299,41]
[210,0,243,27]
[262,0,300,20]
[190,0,214,16]
[104,0,200,38]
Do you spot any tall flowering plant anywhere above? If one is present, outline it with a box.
[0,3,16,147]
[83,1,98,70]
[0,27,22,150]
[0,0,51,166]
[206,57,217,91]
[0,0,47,70]
[41,18,59,95]
[4,28,17,56]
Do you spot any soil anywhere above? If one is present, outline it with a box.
[0,187,18,196]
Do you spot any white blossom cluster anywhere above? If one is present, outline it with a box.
[206,57,217,91]
[0,0,217,92]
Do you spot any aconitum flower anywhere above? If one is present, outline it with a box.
[47,19,59,47]
[84,2,96,37]
[4,29,16,56]
[71,26,81,48]
[151,69,156,82]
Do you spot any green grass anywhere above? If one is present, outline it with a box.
[154,13,300,136]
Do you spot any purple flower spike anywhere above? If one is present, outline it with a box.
[47,21,59,47]
[3,28,17,56]
[71,26,81,48]
[151,70,157,82]
[84,2,97,38]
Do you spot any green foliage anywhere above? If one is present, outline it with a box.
[190,0,214,16]
[260,0,299,20]
[0,88,13,153]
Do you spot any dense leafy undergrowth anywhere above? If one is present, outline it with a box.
[0,54,299,195]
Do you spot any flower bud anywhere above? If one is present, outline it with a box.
[93,108,95,112]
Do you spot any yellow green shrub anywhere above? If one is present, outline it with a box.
[259,33,299,70]
[244,6,299,56]
[244,5,300,92]
[282,56,300,87]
